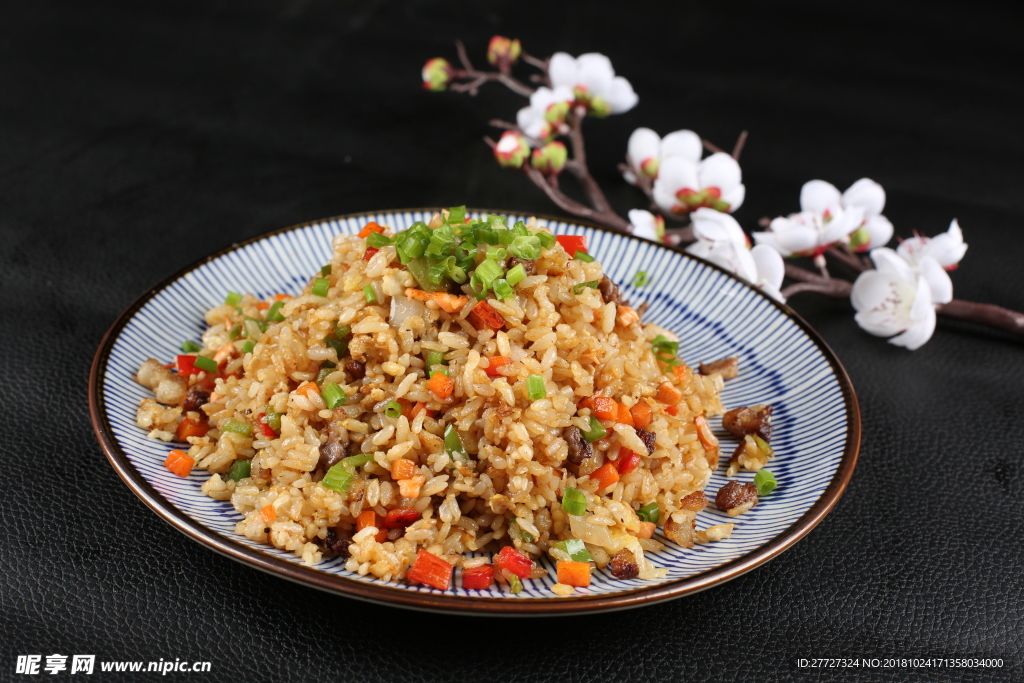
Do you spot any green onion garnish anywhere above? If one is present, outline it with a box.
[265,411,282,432]
[312,277,330,297]
[554,538,592,562]
[426,224,456,258]
[363,285,377,303]
[486,246,508,261]
[506,264,527,287]
[475,258,503,290]
[322,464,355,493]
[320,264,332,277]
[447,205,466,224]
[225,291,242,306]
[510,521,534,543]
[229,323,241,340]
[336,325,351,339]
[754,469,778,496]
[633,271,649,288]
[573,250,595,262]
[508,573,523,595]
[444,424,469,461]
[315,366,334,386]
[221,419,252,436]
[753,435,774,457]
[509,235,541,260]
[561,487,587,517]
[343,453,375,469]
[265,301,285,322]
[366,231,391,248]
[637,502,660,524]
[181,340,202,353]
[425,349,447,374]
[526,374,547,401]
[242,341,255,355]
[385,401,402,419]
[194,355,217,373]
[580,416,607,443]
[492,278,513,301]
[325,336,348,359]
[651,335,682,367]
[321,381,346,409]
[535,231,556,249]
[573,280,600,295]
[228,458,251,482]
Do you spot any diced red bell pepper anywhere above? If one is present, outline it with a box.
[382,507,421,529]
[484,356,512,377]
[406,549,453,590]
[256,413,277,439]
[176,355,199,375]
[556,235,588,255]
[617,448,641,474]
[363,247,379,261]
[462,564,495,590]
[494,545,533,579]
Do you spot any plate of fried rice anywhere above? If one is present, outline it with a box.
[89,208,859,615]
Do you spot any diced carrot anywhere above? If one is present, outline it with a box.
[578,396,594,411]
[616,402,635,427]
[617,448,641,474]
[357,221,385,239]
[260,504,277,524]
[591,462,620,491]
[694,415,719,450]
[410,401,433,419]
[214,342,236,366]
[556,560,591,587]
[494,546,534,579]
[164,449,194,478]
[356,510,387,542]
[404,288,469,314]
[467,300,505,330]
[656,381,682,406]
[630,401,653,429]
[382,507,421,529]
[394,397,413,419]
[428,371,454,400]
[637,521,656,539]
[295,381,320,399]
[484,355,512,377]
[398,474,425,499]
[617,305,640,328]
[363,246,379,261]
[274,293,290,302]
[406,549,453,590]
[673,364,691,383]
[176,416,209,442]
[255,301,270,311]
[592,397,618,421]
[391,458,418,480]
[462,564,495,590]
[666,405,679,416]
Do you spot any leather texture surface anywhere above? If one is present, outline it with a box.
[1,1,1021,681]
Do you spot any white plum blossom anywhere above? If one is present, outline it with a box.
[896,219,968,270]
[548,52,638,117]
[652,152,746,215]
[754,178,893,257]
[685,208,785,302]
[627,209,665,242]
[623,128,702,183]
[515,86,573,140]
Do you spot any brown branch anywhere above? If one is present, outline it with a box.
[563,109,617,217]
[781,279,852,299]
[937,300,1024,338]
[521,164,632,232]
[702,139,726,155]
[826,244,869,273]
[449,40,536,98]
[732,130,748,160]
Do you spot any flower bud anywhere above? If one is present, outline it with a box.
[531,141,568,175]
[487,36,522,69]
[421,58,452,92]
[544,100,570,127]
[494,131,530,168]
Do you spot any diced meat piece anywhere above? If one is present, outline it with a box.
[598,276,628,306]
[609,548,639,580]
[182,386,210,413]
[722,404,774,442]
[136,358,188,405]
[508,256,535,275]
[664,510,697,548]
[343,358,366,380]
[678,490,708,512]
[715,480,758,517]
[564,426,592,465]
[698,356,739,379]
[325,526,352,558]
[634,428,656,455]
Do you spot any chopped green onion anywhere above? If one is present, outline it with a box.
[444,424,469,461]
[221,419,252,436]
[385,401,402,419]
[753,435,774,457]
[264,411,282,432]
[315,366,334,386]
[507,573,523,595]
[637,502,660,524]
[181,340,202,353]
[506,264,527,287]
[265,301,286,322]
[336,325,351,339]
[194,355,217,373]
[474,258,504,291]
[573,280,600,295]
[426,224,456,258]
[448,264,468,284]
[487,214,506,227]
[535,231,556,249]
[366,231,391,248]
[224,291,242,306]
[580,416,607,443]
[312,277,330,297]
[651,335,682,367]
[492,278,513,301]
[486,246,507,261]
[633,271,649,288]
[321,464,355,493]
[526,374,547,401]
[425,349,447,373]
[228,458,251,482]
[325,335,348,359]
[320,264,332,276]
[342,453,375,470]
[447,205,466,224]
[573,250,595,262]
[321,381,346,409]
[229,323,242,340]
[511,220,529,236]
[242,341,255,355]
[363,285,377,303]
[508,235,541,260]
[561,487,587,517]
[496,228,516,246]
[554,538,592,562]
[754,469,778,496]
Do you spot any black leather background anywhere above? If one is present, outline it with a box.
[2,1,1022,681]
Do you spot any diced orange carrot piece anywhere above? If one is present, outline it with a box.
[630,401,653,429]
[616,402,635,427]
[431,292,469,314]
[694,415,719,449]
[358,221,386,238]
[666,405,679,416]
[295,381,320,399]
[617,305,640,328]
[672,364,691,382]
[398,474,425,499]
[394,397,413,419]
[391,458,418,481]
[592,397,618,421]
[484,356,512,377]
[591,462,620,491]
[164,449,194,478]
[409,401,433,419]
[637,521,656,539]
[406,549,454,590]
[260,504,277,524]
[255,301,270,311]
[467,301,505,330]
[428,372,454,400]
[556,560,592,587]
[656,381,682,406]
[176,416,209,442]
[578,397,594,411]
[274,293,290,302]
[214,342,236,365]
[356,510,387,542]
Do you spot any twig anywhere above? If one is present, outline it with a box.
[826,244,868,273]
[732,130,748,160]
[563,109,616,217]
[937,300,1024,338]
[522,165,631,232]
[702,139,726,155]
[449,40,536,98]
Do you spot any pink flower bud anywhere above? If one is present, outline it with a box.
[421,58,452,92]
[494,131,530,168]
[487,36,522,69]
[530,141,568,175]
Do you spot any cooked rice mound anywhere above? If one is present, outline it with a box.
[137,215,731,590]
